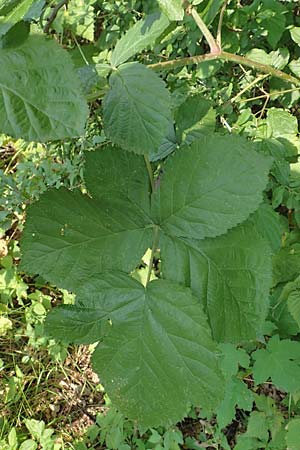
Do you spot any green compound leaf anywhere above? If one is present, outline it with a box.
[111,12,170,67]
[0,35,88,141]
[157,0,184,21]
[161,221,272,342]
[103,62,172,155]
[84,145,151,215]
[152,135,272,240]
[252,335,300,395]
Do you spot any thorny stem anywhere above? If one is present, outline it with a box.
[146,225,159,286]
[217,0,228,47]
[149,51,300,86]
[144,155,155,193]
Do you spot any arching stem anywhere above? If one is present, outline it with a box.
[149,51,300,86]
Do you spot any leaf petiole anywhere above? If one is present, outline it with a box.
[146,225,159,285]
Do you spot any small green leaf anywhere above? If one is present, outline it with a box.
[289,59,300,78]
[286,419,300,450]
[267,108,298,138]
[0,316,12,335]
[258,0,285,48]
[19,440,37,450]
[8,427,18,449]
[218,344,250,379]
[248,203,286,254]
[287,291,300,329]
[24,419,45,440]
[157,0,184,21]
[111,12,170,67]
[0,35,88,141]
[103,62,172,155]
[290,27,300,46]
[153,134,272,240]
[0,0,33,38]
[216,378,254,429]
[272,244,300,285]
[246,411,269,442]
[246,48,272,66]
[175,95,215,144]
[252,336,300,394]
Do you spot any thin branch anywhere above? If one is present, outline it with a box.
[217,0,228,47]
[228,74,268,104]
[221,51,300,85]
[44,0,68,33]
[149,51,300,86]
[146,225,159,286]
[237,87,300,104]
[72,32,89,65]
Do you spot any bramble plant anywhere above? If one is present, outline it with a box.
[1,0,300,432]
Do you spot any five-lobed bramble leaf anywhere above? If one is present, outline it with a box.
[0,35,88,141]
[46,273,224,427]
[103,62,172,155]
[21,130,274,423]
[111,12,170,67]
